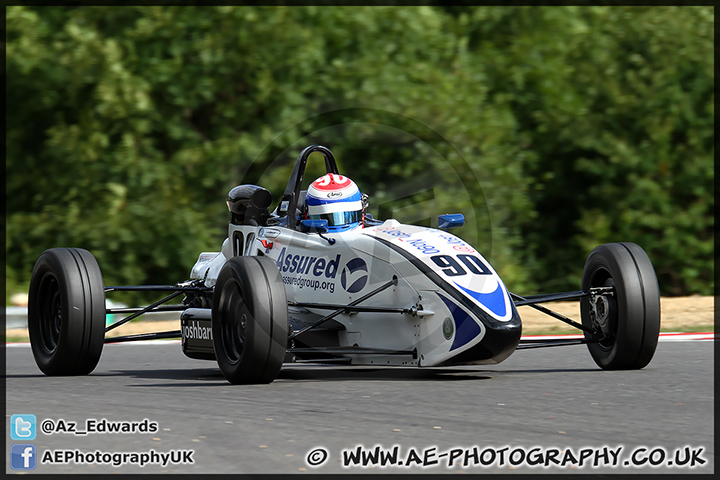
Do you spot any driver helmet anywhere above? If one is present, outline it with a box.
[305,173,363,232]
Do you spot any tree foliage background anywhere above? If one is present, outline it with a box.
[6,6,714,304]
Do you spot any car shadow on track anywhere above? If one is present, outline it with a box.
[57,365,496,387]
[5,366,598,385]
[276,366,493,382]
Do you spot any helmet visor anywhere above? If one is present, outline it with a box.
[310,210,362,227]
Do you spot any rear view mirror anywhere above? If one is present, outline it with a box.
[438,214,465,230]
[300,219,329,233]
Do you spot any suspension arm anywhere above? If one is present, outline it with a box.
[289,302,415,315]
[509,292,597,335]
[105,290,185,333]
[512,287,613,306]
[513,290,587,306]
[105,330,182,344]
[104,285,211,292]
[106,305,188,314]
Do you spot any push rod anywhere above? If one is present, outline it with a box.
[515,338,594,350]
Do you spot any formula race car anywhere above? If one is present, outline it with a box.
[27,145,661,384]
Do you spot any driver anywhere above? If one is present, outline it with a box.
[304,173,365,232]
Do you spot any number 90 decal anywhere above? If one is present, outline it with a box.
[430,254,491,277]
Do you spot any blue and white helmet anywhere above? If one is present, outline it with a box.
[306,173,363,232]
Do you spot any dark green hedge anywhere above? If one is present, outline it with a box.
[6,6,713,304]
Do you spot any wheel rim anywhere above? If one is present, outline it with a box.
[587,267,618,350]
[38,273,62,354]
[218,279,247,365]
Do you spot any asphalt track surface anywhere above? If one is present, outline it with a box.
[5,339,714,475]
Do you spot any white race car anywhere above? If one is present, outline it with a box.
[27,145,661,383]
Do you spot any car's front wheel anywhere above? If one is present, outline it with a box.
[580,242,660,370]
[212,256,288,384]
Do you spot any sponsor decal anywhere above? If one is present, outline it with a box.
[404,238,440,254]
[182,321,213,341]
[438,234,475,252]
[375,226,412,239]
[275,248,341,278]
[197,253,216,263]
[276,247,368,294]
[327,191,343,198]
[341,258,368,293]
[259,228,281,239]
[283,276,336,294]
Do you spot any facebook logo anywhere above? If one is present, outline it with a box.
[11,414,36,440]
[11,444,37,470]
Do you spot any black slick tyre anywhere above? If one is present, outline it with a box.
[212,256,288,384]
[580,242,661,370]
[28,248,106,375]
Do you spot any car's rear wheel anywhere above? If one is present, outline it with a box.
[28,248,106,375]
[212,256,288,384]
[580,242,660,370]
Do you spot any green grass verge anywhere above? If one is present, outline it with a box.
[6,336,29,343]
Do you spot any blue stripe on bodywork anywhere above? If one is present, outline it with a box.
[453,281,507,318]
[438,294,482,351]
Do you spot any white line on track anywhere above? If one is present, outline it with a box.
[520,332,715,342]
